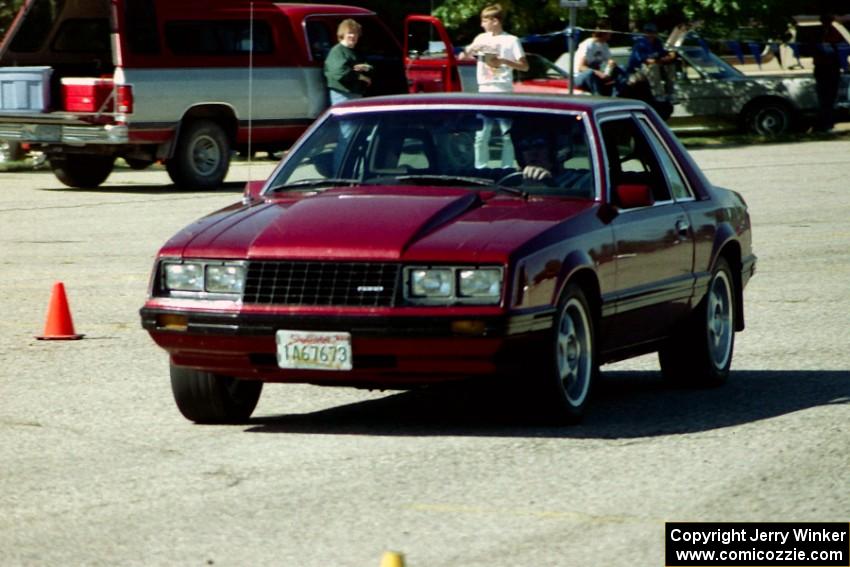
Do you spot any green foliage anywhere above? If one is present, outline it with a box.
[1,0,26,38]
[430,0,814,42]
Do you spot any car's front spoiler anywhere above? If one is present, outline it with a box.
[139,307,555,384]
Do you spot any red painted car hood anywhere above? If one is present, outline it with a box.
[162,187,595,263]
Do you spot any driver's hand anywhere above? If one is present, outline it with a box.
[523,165,552,181]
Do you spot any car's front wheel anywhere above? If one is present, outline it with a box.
[170,364,263,424]
[533,283,597,424]
[745,101,792,136]
[659,257,736,386]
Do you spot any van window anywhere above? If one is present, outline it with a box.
[164,20,274,56]
[124,0,160,55]
[357,19,399,57]
[9,0,65,52]
[51,18,110,53]
[305,20,333,62]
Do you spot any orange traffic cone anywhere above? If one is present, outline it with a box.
[36,281,84,340]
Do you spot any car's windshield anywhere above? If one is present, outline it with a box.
[679,46,742,79]
[268,108,595,199]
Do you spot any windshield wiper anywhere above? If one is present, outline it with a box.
[370,174,528,198]
[268,178,360,191]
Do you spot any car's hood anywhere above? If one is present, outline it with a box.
[161,187,595,264]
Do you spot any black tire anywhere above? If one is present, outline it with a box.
[745,101,792,136]
[166,120,230,189]
[49,154,115,188]
[533,283,598,424]
[659,257,736,387]
[170,364,263,424]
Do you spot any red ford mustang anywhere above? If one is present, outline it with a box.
[140,93,756,424]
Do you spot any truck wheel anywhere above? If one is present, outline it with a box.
[166,120,230,189]
[170,364,263,424]
[50,154,115,188]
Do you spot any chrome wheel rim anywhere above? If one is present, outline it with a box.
[754,108,788,135]
[556,298,592,406]
[191,134,221,176]
[707,270,733,370]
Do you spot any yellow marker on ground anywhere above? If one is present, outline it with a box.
[380,550,405,567]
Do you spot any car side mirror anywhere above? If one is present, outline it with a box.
[242,180,265,203]
[616,183,654,209]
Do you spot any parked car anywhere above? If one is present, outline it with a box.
[557,45,850,135]
[140,93,756,425]
[513,53,573,93]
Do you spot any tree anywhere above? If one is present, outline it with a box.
[431,0,818,43]
[1,0,25,39]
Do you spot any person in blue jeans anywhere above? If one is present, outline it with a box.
[573,20,620,95]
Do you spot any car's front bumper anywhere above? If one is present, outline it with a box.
[140,306,555,386]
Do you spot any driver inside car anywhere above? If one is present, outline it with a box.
[512,131,593,195]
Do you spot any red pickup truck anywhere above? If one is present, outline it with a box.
[0,0,425,188]
[0,2,526,189]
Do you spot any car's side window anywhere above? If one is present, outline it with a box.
[637,117,693,201]
[600,116,672,204]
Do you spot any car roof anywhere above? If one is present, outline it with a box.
[332,92,648,114]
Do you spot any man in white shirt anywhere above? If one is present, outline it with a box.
[574,20,618,95]
[460,4,529,167]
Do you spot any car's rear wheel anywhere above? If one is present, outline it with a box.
[659,257,736,387]
[49,154,115,188]
[166,120,230,189]
[170,364,263,424]
[533,283,597,424]
[745,101,792,136]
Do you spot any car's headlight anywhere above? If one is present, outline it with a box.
[458,268,501,299]
[410,269,453,298]
[163,262,204,292]
[405,266,503,304]
[161,260,246,297]
[206,264,246,294]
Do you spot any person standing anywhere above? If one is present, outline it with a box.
[323,19,372,106]
[462,3,529,93]
[323,19,372,172]
[812,13,843,132]
[460,4,529,168]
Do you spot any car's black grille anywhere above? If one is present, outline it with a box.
[243,261,401,307]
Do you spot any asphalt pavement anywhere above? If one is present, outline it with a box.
[0,139,848,566]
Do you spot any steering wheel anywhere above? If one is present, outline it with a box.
[496,171,527,186]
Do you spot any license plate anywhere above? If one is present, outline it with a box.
[275,330,352,371]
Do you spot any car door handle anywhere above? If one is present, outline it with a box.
[676,219,690,236]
